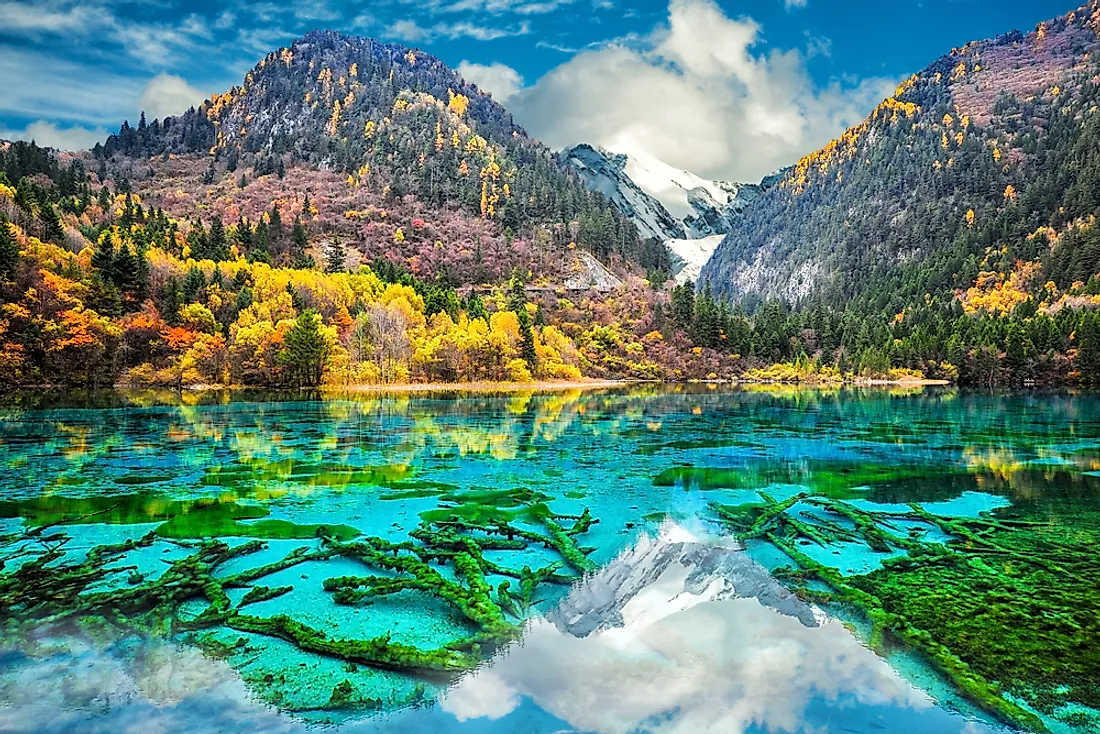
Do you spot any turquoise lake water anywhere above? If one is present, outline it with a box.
[0,385,1098,733]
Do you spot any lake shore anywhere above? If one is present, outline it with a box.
[101,377,953,393]
[326,379,633,394]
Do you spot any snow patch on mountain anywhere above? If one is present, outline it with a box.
[666,235,725,285]
[620,149,740,222]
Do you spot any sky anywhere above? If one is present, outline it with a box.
[0,0,1076,182]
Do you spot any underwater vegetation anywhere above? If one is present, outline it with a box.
[0,492,362,541]
[0,486,601,711]
[710,491,1100,733]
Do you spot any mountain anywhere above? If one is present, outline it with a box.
[563,144,775,239]
[562,144,781,282]
[664,235,727,285]
[93,30,670,283]
[702,2,1100,309]
[3,31,759,390]
[562,144,686,241]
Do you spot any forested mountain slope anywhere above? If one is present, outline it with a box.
[0,33,732,390]
[91,30,668,283]
[702,2,1100,313]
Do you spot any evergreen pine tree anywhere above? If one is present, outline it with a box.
[281,310,331,387]
[325,234,346,273]
[0,217,18,280]
[40,203,64,243]
[1078,313,1100,386]
[517,305,538,368]
[467,293,489,321]
[208,216,230,261]
[187,221,208,260]
[183,266,206,302]
[290,216,313,268]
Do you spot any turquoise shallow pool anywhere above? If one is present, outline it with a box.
[0,385,1098,733]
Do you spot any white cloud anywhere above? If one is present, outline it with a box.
[508,0,896,182]
[385,19,431,42]
[138,73,207,120]
[0,1,213,67]
[784,0,808,9]
[0,120,107,151]
[0,2,109,34]
[457,61,525,102]
[214,10,236,30]
[441,0,579,14]
[443,20,530,40]
[350,12,375,29]
[441,670,520,721]
[804,31,832,59]
[111,19,208,67]
[384,17,530,43]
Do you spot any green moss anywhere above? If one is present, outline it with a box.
[0,477,602,719]
[0,493,360,541]
[226,613,475,674]
[158,511,360,541]
[239,585,293,607]
[711,490,1100,732]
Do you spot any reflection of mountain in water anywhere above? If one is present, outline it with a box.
[442,523,1000,734]
[549,522,819,636]
[0,524,1005,734]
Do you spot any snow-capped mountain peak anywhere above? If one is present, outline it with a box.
[619,148,740,222]
[563,144,782,283]
[562,144,686,242]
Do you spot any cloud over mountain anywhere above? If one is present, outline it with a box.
[507,0,896,182]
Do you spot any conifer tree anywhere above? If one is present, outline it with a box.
[517,305,537,368]
[281,310,331,387]
[208,216,230,261]
[290,216,313,268]
[0,217,18,280]
[467,293,489,322]
[1079,313,1100,386]
[325,234,346,273]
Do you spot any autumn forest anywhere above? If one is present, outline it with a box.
[3,16,1100,391]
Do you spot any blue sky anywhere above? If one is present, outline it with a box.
[0,0,1074,180]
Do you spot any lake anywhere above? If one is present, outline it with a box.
[0,385,1097,734]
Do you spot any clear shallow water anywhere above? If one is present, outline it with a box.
[0,386,1097,733]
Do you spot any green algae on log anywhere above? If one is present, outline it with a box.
[710,491,1100,733]
[226,614,476,675]
[0,491,603,713]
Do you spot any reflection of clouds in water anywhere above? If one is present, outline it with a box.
[0,534,1003,734]
[442,536,992,734]
[435,670,520,723]
[0,632,298,734]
